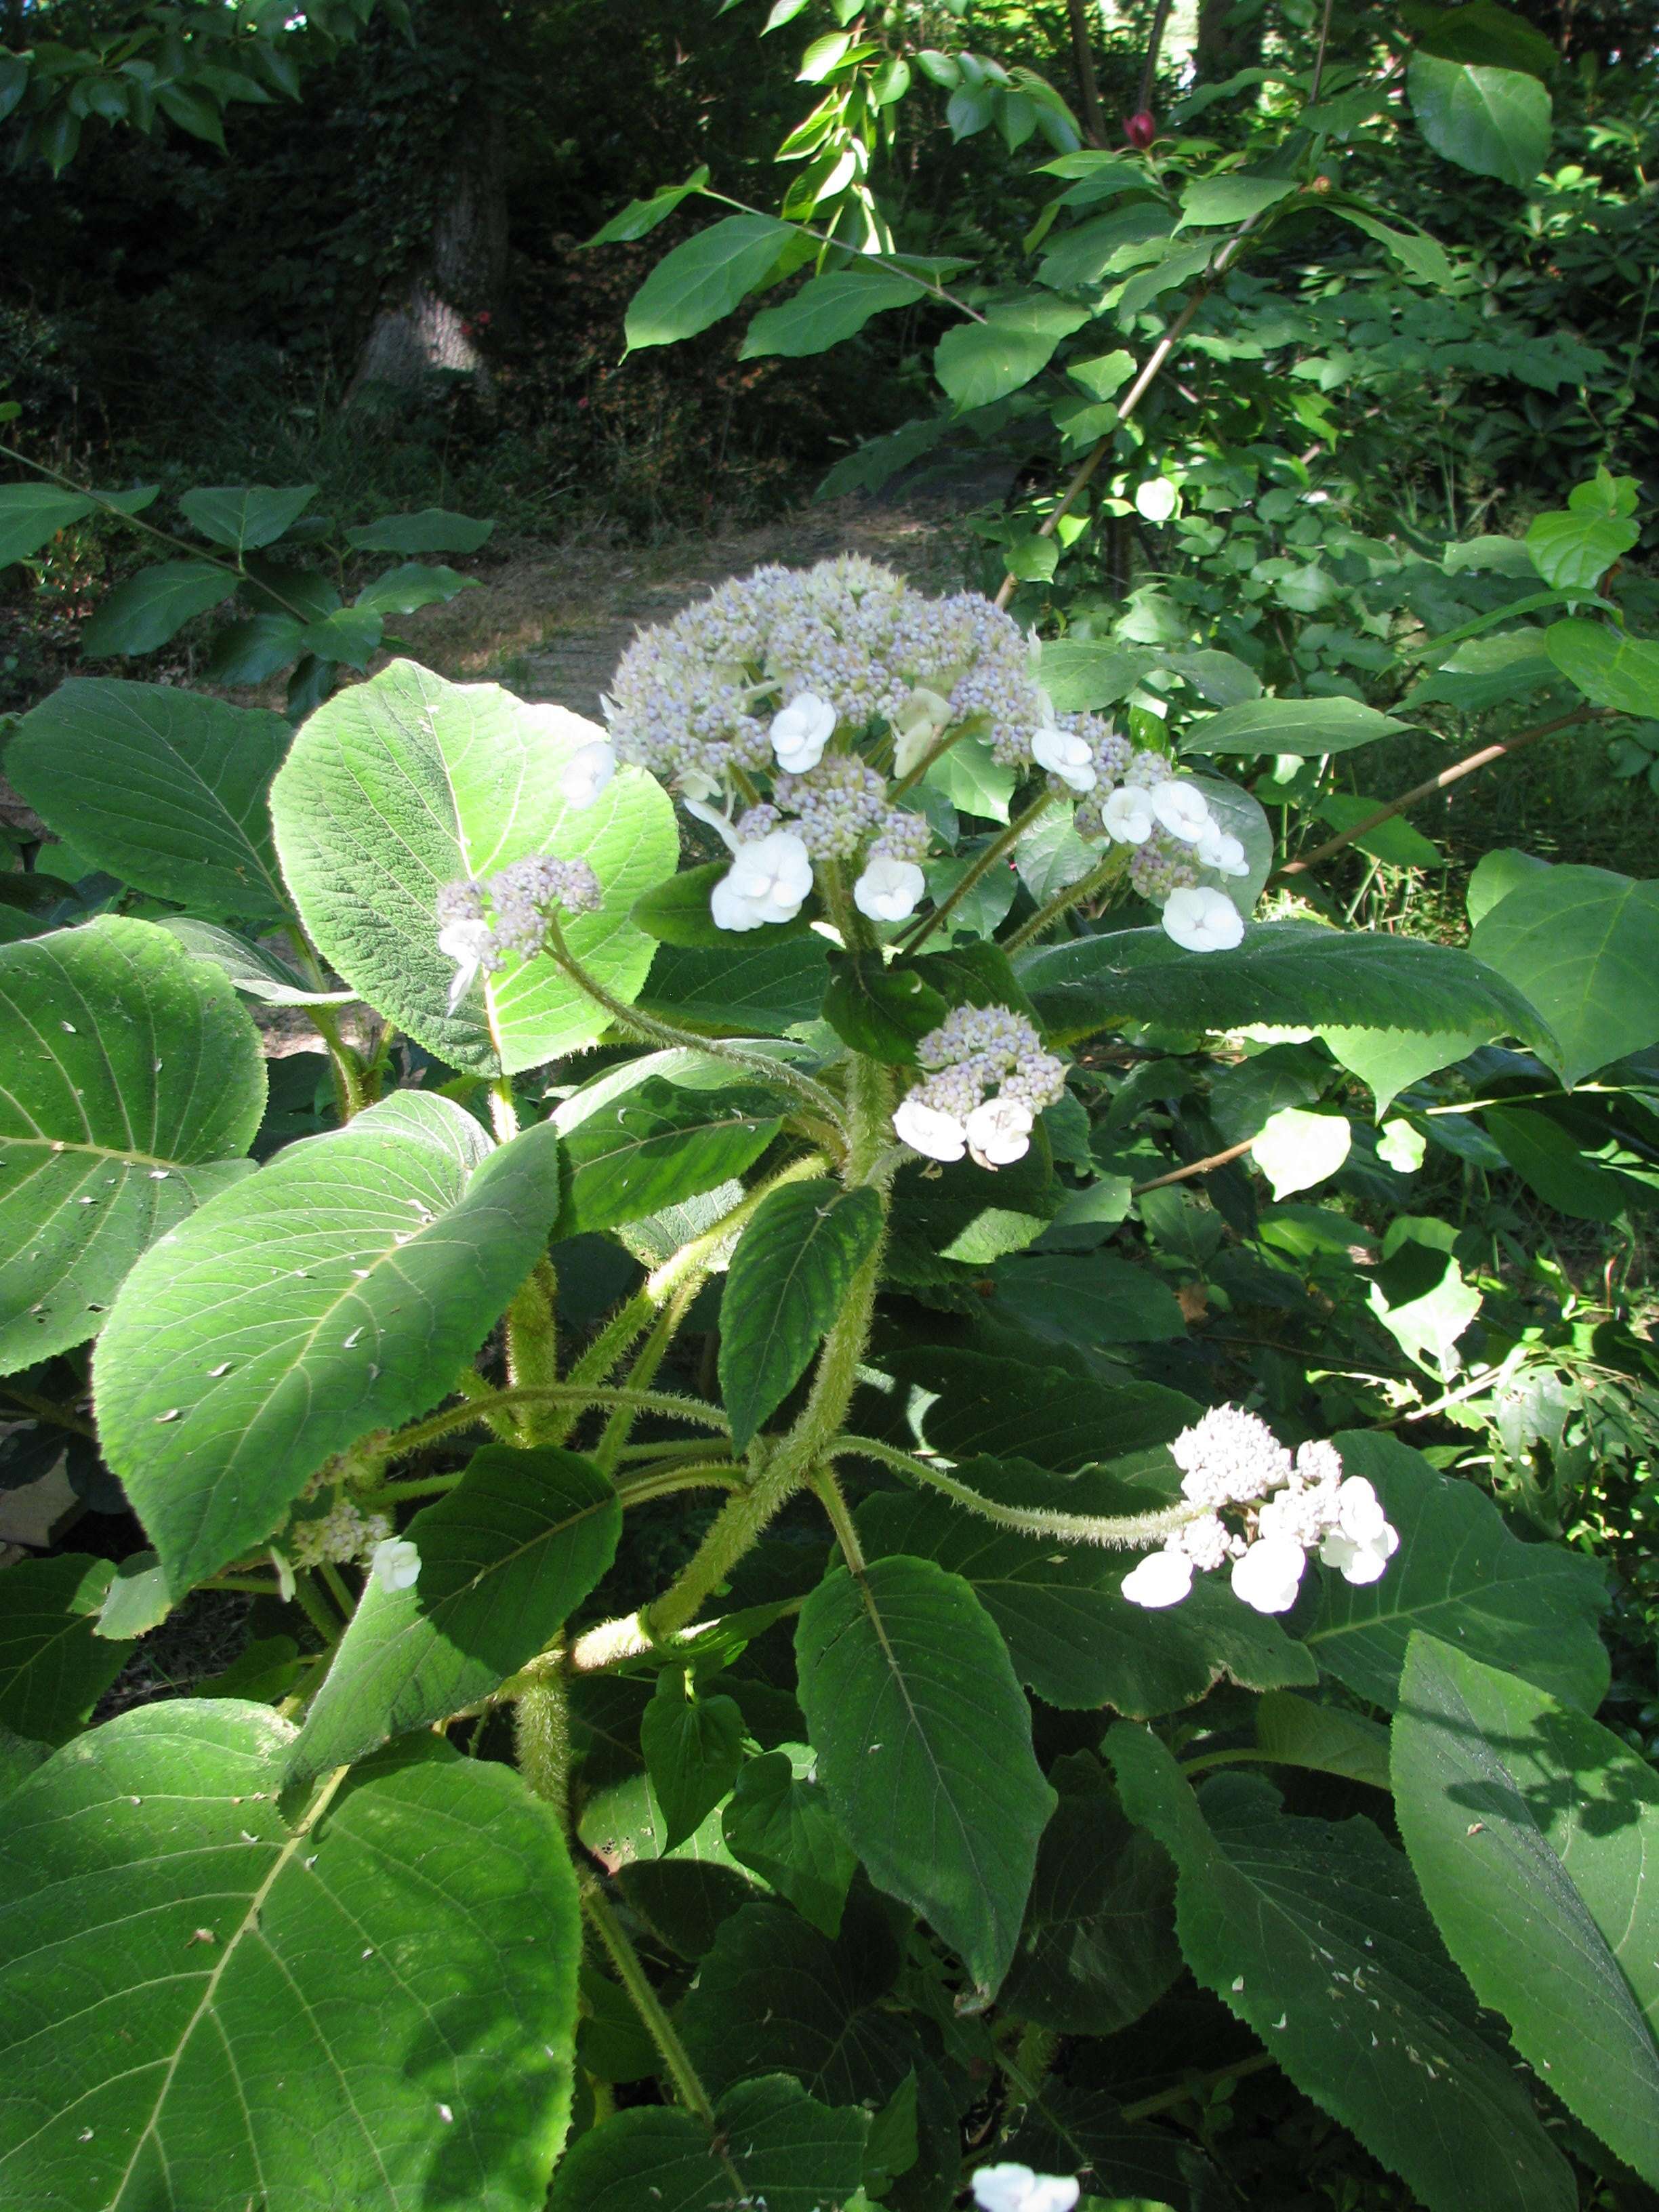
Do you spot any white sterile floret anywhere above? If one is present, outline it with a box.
[964,1095,1034,1168]
[712,830,814,930]
[972,2163,1081,2212]
[1151,780,1214,843]
[893,1096,968,1162]
[1162,885,1245,953]
[371,1537,422,1593]
[561,738,617,811]
[853,855,926,922]
[1101,785,1156,844]
[1032,725,1098,792]
[1231,1535,1307,1614]
[1120,1544,1195,1610]
[438,918,496,1012]
[1317,1475,1400,1584]
[891,686,953,777]
[1197,822,1250,876]
[770,691,837,772]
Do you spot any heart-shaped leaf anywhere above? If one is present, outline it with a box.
[94,1092,564,1593]
[270,659,677,1077]
[0,919,265,1374]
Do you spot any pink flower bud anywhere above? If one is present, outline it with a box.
[1124,109,1157,149]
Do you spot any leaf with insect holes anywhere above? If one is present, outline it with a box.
[94,1092,564,1595]
[0,918,264,1375]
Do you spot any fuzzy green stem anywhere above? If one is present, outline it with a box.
[291,1569,346,1648]
[594,1277,700,1471]
[317,1562,357,1621]
[455,1361,520,1445]
[378,1383,729,1467]
[810,1465,867,1572]
[1004,843,1129,951]
[544,916,848,1139]
[898,790,1059,954]
[579,1872,721,2129]
[489,1080,520,1143]
[613,1462,746,1508]
[515,1671,573,1832]
[506,1260,560,1440]
[830,1433,1193,1548]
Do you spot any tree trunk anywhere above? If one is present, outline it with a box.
[350,3,509,396]
[1195,0,1265,82]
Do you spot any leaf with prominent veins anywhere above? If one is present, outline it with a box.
[94,1090,565,1594]
[0,918,265,1374]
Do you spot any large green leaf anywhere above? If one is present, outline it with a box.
[1182,696,1409,756]
[858,1483,1313,1716]
[640,1674,747,1851]
[1303,1433,1608,1713]
[157,917,356,1006]
[740,268,924,358]
[878,1347,1195,1471]
[624,214,794,349]
[94,1092,565,1594]
[0,483,96,565]
[637,936,831,1036]
[560,1077,781,1235]
[1525,510,1638,592]
[178,483,316,553]
[1469,863,1659,1086]
[1394,1636,1659,2184]
[991,1250,1187,1347]
[1544,619,1659,718]
[720,1180,884,1451]
[289,1445,621,1782]
[7,679,293,920]
[1017,922,1550,1052]
[1000,1750,1181,2034]
[548,2074,867,2212]
[0,1553,127,1744]
[269,659,677,1077]
[796,1556,1057,1996]
[721,1746,859,1937]
[934,293,1089,408]
[342,508,495,554]
[0,1704,580,2212]
[1110,1727,1574,2212]
[80,560,237,657]
[0,918,264,1374]
[1406,53,1551,187]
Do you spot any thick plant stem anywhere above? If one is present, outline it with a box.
[377,1382,729,1467]
[579,1871,720,2129]
[515,1671,572,1832]
[645,1061,894,1640]
[455,1361,520,1446]
[506,1261,560,1441]
[810,1465,867,1572]
[897,791,1058,953]
[1005,844,1128,951]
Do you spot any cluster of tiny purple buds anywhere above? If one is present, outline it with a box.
[436,857,602,1010]
[1121,1408,1400,1615]
[893,1004,1067,1168]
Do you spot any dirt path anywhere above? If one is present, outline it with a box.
[396,483,987,718]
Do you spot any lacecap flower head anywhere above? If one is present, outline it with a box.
[893,1004,1066,1170]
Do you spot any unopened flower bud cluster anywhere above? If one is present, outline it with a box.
[1122,1407,1400,1616]
[436,857,602,1011]
[285,1494,394,1572]
[893,1004,1067,1170]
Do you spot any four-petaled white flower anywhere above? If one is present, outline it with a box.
[770,692,837,773]
[370,1537,422,1593]
[1031,726,1097,792]
[1121,1545,1195,1610]
[891,687,954,778]
[561,739,616,811]
[438,918,495,1013]
[1151,779,1214,843]
[1102,786,1156,844]
[711,830,815,932]
[893,1096,968,1162]
[965,1095,1034,1168]
[1317,1475,1401,1584]
[1196,822,1250,876]
[1231,1534,1307,1614]
[854,855,926,922]
[1162,885,1245,953]
[972,2163,1081,2212]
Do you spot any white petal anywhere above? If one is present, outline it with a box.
[710,874,768,931]
[370,1537,422,1593]
[771,692,836,771]
[1121,1547,1195,1609]
[1230,1536,1306,1614]
[964,1097,1033,1167]
[1031,726,1097,792]
[853,856,926,922]
[1101,787,1155,845]
[893,1097,967,1162]
[683,795,743,852]
[561,739,616,811]
[1161,886,1245,953]
[1151,780,1214,842]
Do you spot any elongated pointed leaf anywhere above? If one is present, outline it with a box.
[0,1554,127,1744]
[178,483,316,553]
[1182,696,1408,756]
[638,936,831,1036]
[1304,1433,1608,1713]
[94,1092,565,1593]
[1407,53,1551,187]
[289,1446,621,1782]
[1018,922,1551,1053]
[740,269,925,359]
[548,2073,867,2212]
[722,1747,859,1936]
[796,1556,1057,1996]
[1110,1725,1574,2212]
[80,560,237,657]
[720,1180,884,1450]
[1394,1636,1659,2184]
[561,1078,781,1235]
[0,483,96,565]
[1469,863,1659,1086]
[624,214,794,350]
[7,680,293,920]
[157,917,355,1005]
[342,508,495,554]
[0,919,265,1374]
[0,1704,580,2212]
[270,659,676,1077]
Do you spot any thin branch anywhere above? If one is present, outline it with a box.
[1066,0,1106,142]
[1272,706,1604,880]
[1132,1136,1255,1193]
[897,790,1057,953]
[1307,0,1337,106]
[1137,0,1176,117]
